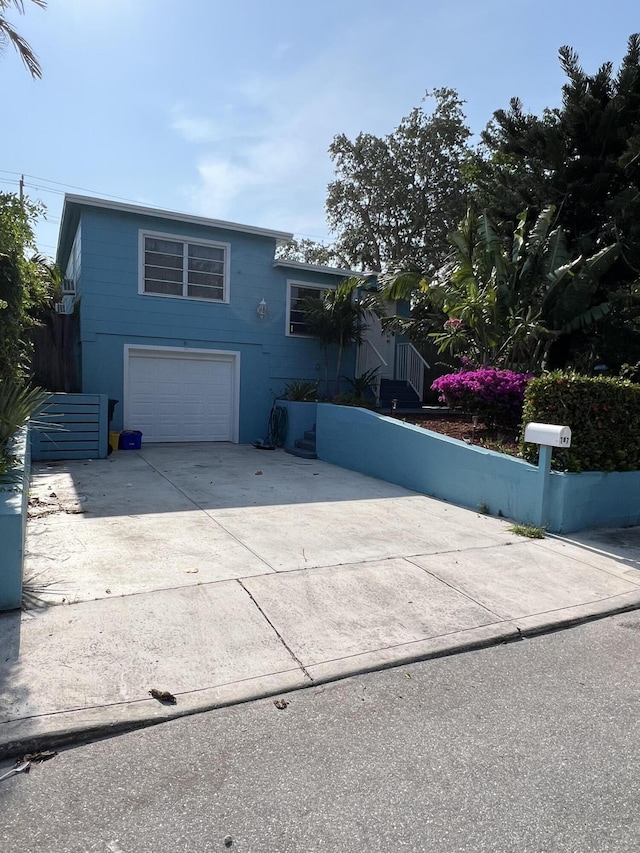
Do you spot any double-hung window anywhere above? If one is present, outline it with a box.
[287,282,327,336]
[141,232,229,302]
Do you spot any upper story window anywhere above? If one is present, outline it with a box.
[287,282,330,336]
[140,231,230,302]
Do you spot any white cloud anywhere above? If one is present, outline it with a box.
[194,159,255,212]
[169,19,426,238]
[170,111,221,144]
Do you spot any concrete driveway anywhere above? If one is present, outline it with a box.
[1,442,639,757]
[25,442,522,600]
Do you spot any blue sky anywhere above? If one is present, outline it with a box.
[1,0,639,257]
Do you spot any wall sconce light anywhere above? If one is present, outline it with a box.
[257,298,267,319]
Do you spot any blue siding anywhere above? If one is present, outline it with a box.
[70,207,355,443]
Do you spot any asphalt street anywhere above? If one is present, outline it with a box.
[1,613,639,853]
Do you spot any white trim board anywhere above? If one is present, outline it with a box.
[64,194,293,241]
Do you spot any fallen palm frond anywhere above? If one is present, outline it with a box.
[21,570,69,611]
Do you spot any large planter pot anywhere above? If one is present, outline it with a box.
[0,428,31,611]
[275,400,318,450]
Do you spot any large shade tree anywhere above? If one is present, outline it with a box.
[326,88,472,273]
[478,34,640,264]
[474,34,640,371]
[275,237,348,268]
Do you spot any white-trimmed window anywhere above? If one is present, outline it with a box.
[140,231,229,302]
[287,282,329,336]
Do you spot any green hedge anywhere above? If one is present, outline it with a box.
[521,373,640,472]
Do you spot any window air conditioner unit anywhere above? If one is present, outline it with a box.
[54,295,75,314]
[62,277,75,294]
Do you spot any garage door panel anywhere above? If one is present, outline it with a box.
[126,350,236,442]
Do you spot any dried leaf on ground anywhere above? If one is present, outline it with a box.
[149,688,177,705]
[18,750,58,765]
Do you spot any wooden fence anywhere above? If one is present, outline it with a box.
[31,311,80,393]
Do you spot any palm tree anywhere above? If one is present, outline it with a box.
[0,0,46,79]
[301,277,381,398]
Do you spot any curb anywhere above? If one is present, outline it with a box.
[2,592,639,762]
[0,670,310,762]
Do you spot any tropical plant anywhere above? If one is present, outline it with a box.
[382,206,620,372]
[342,366,380,398]
[0,378,49,478]
[284,380,318,402]
[301,277,381,397]
[0,0,46,78]
[331,392,377,410]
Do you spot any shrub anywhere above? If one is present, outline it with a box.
[332,392,377,410]
[342,366,379,398]
[431,367,532,429]
[522,372,640,472]
[0,379,49,478]
[285,380,318,402]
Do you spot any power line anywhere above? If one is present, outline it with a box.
[3,170,334,242]
[24,173,158,205]
[25,183,65,196]
[0,169,148,206]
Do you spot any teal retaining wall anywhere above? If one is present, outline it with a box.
[0,428,31,611]
[32,393,108,461]
[549,470,640,533]
[275,400,318,450]
[315,404,640,534]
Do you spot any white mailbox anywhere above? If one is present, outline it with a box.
[524,422,572,448]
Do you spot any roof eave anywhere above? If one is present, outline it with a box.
[273,259,378,278]
[60,194,294,241]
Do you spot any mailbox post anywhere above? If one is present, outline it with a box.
[523,423,572,528]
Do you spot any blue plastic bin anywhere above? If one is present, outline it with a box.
[119,430,143,450]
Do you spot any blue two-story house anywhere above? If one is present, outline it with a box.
[55,194,375,445]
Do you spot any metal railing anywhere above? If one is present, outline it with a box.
[395,343,430,401]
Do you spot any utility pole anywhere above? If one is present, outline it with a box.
[19,174,24,200]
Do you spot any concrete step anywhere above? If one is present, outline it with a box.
[303,430,317,442]
[285,446,317,459]
[294,438,316,452]
[379,380,421,408]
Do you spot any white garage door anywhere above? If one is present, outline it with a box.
[125,348,238,442]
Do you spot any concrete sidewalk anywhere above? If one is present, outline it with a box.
[1,444,639,758]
